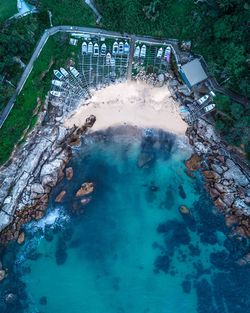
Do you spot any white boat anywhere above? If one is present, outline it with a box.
[87,42,93,54]
[118,42,124,54]
[112,41,119,54]
[110,58,116,67]
[140,45,146,58]
[164,46,171,62]
[53,70,64,80]
[50,91,61,97]
[134,46,140,57]
[124,41,130,54]
[94,43,99,56]
[70,66,80,78]
[52,80,63,87]
[101,43,107,56]
[204,103,215,113]
[82,42,87,54]
[60,67,69,77]
[157,47,163,58]
[106,52,111,65]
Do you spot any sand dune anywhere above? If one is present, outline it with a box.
[64,81,187,135]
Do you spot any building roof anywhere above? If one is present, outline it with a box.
[180,58,207,87]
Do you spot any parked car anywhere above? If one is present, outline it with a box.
[204,103,215,113]
[197,94,209,105]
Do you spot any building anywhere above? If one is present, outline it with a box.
[179,58,208,89]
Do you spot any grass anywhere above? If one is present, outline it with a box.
[41,0,96,26]
[0,33,78,165]
[0,0,17,23]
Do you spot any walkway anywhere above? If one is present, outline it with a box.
[0,25,248,128]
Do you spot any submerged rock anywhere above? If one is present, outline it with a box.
[179,205,190,215]
[137,152,155,168]
[66,167,74,180]
[185,154,201,171]
[17,231,25,245]
[55,190,66,203]
[76,182,94,197]
[0,269,6,281]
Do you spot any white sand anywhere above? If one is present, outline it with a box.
[64,81,187,135]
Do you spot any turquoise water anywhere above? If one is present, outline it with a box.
[1,128,250,313]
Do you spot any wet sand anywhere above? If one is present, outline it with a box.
[64,82,187,135]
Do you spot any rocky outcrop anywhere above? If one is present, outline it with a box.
[55,190,66,203]
[0,91,96,244]
[76,182,94,197]
[186,119,250,237]
[66,167,73,180]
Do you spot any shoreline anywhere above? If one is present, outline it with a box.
[64,81,187,136]
[0,75,249,249]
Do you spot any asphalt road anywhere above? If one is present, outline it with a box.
[0,25,248,128]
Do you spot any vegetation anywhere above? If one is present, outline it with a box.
[0,33,78,164]
[0,0,17,23]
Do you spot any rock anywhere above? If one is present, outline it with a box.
[76,182,94,197]
[0,269,6,281]
[55,190,66,203]
[211,164,224,175]
[225,214,238,227]
[236,253,250,266]
[17,231,25,244]
[179,205,190,215]
[194,141,211,154]
[66,167,73,180]
[223,160,249,187]
[209,188,220,200]
[137,152,154,168]
[214,183,234,194]
[85,115,96,127]
[203,171,220,182]
[222,193,235,207]
[4,293,17,304]
[185,154,201,171]
[214,198,228,212]
[233,198,250,215]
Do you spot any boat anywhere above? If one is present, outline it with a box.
[124,41,130,54]
[82,42,87,54]
[100,43,107,56]
[134,46,140,57]
[106,52,111,65]
[60,68,69,77]
[52,80,63,87]
[140,45,146,58]
[94,43,99,56]
[157,47,163,58]
[50,91,61,97]
[87,42,93,54]
[70,66,80,78]
[118,42,124,54]
[112,41,119,54]
[164,46,171,62]
[53,70,64,80]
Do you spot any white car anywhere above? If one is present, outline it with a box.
[204,103,215,113]
[197,94,209,105]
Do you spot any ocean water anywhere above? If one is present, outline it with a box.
[1,127,250,313]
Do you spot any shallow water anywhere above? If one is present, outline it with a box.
[1,128,250,313]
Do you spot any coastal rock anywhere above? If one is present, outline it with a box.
[194,141,211,154]
[214,183,235,194]
[55,190,66,203]
[222,193,235,207]
[223,160,249,187]
[76,182,94,197]
[236,253,250,266]
[225,214,238,227]
[17,231,25,244]
[66,167,73,180]
[179,205,190,215]
[203,171,220,182]
[4,293,17,304]
[0,269,6,281]
[185,154,201,171]
[214,197,228,212]
[211,164,224,175]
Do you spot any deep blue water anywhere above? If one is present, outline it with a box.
[0,127,250,313]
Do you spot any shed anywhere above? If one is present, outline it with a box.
[179,58,207,89]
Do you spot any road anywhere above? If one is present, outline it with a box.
[0,25,248,128]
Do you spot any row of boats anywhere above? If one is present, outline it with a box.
[81,41,130,56]
[50,67,80,97]
[134,45,171,62]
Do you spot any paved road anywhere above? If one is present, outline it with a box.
[0,25,248,128]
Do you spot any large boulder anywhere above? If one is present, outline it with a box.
[185,154,201,171]
[76,182,94,197]
[223,161,249,187]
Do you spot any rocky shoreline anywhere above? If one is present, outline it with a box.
[0,72,249,248]
[185,119,250,238]
[0,95,96,245]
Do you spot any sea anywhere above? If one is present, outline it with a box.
[0,127,250,313]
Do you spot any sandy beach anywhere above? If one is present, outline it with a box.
[64,81,187,135]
